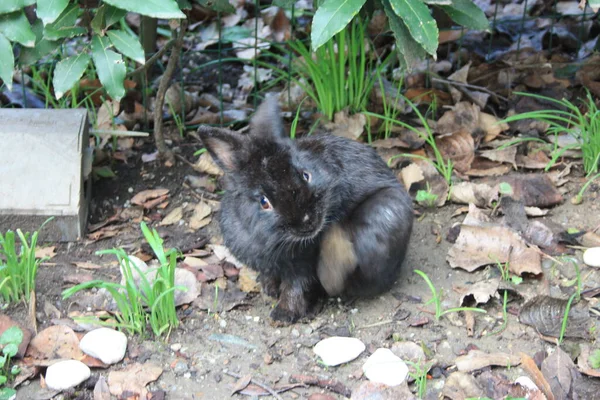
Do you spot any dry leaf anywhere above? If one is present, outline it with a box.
[480,112,509,142]
[576,344,600,378]
[231,374,252,396]
[131,188,169,206]
[35,246,56,259]
[435,130,475,173]
[94,375,111,400]
[194,152,223,176]
[25,325,85,365]
[72,262,103,270]
[481,174,563,208]
[466,157,512,177]
[189,202,213,230]
[541,347,579,400]
[182,256,207,269]
[449,182,498,208]
[160,206,183,226]
[521,352,555,400]
[436,102,480,135]
[442,371,485,399]
[399,163,424,191]
[238,267,261,293]
[108,362,163,398]
[457,278,500,306]
[174,268,201,306]
[455,349,521,373]
[325,111,366,140]
[479,146,517,168]
[447,224,542,275]
[519,296,591,339]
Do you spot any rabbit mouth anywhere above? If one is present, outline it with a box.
[291,218,325,240]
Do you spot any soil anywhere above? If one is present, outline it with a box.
[9,128,600,399]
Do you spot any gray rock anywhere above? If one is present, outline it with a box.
[80,327,127,365]
[45,360,91,390]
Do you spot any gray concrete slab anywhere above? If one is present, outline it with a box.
[0,108,91,241]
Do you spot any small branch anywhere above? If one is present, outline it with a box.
[90,129,150,137]
[224,371,283,400]
[431,77,509,103]
[356,319,394,330]
[127,39,176,79]
[289,374,352,398]
[154,19,188,163]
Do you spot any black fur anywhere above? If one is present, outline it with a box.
[198,95,413,323]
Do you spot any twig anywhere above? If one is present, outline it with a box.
[90,129,150,137]
[154,19,188,163]
[127,39,176,79]
[224,371,283,400]
[289,374,352,398]
[431,77,509,103]
[356,319,393,330]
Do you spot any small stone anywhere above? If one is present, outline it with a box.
[171,343,182,352]
[583,247,600,267]
[362,348,409,386]
[291,329,300,338]
[173,360,189,375]
[80,328,127,365]
[45,360,91,390]
[313,336,366,367]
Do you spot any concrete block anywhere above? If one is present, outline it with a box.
[0,109,91,242]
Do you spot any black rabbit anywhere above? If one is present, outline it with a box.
[198,95,413,323]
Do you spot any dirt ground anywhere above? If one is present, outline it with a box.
[9,131,600,399]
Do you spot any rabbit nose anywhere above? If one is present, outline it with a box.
[303,214,309,223]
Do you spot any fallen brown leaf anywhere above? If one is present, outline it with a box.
[399,163,424,191]
[325,110,366,140]
[25,325,85,365]
[93,375,111,400]
[435,130,475,173]
[442,371,485,399]
[481,174,563,208]
[194,152,223,176]
[131,188,170,206]
[519,296,591,339]
[576,344,600,378]
[238,267,261,293]
[72,261,103,270]
[457,278,500,307]
[160,206,183,226]
[108,362,163,398]
[541,347,579,400]
[449,181,498,208]
[455,349,521,373]
[35,246,56,259]
[521,352,555,400]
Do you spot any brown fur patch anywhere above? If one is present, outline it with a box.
[317,224,357,296]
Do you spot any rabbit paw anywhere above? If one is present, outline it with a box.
[258,275,281,298]
[270,304,303,325]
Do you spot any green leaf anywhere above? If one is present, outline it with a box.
[0,33,14,91]
[19,18,60,65]
[0,387,16,400]
[91,35,126,101]
[53,53,91,99]
[102,0,186,19]
[382,0,427,71]
[10,365,20,375]
[0,0,36,15]
[0,356,5,368]
[93,166,117,178]
[90,5,106,34]
[499,182,513,195]
[0,10,35,47]
[105,5,127,28]
[2,343,17,358]
[388,0,438,57]
[177,0,192,10]
[43,4,86,40]
[0,376,6,386]
[0,326,23,346]
[194,0,235,13]
[107,30,145,64]
[273,0,296,7]
[588,0,599,13]
[311,0,368,51]
[36,0,69,25]
[439,0,489,30]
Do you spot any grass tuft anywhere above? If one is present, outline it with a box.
[62,222,185,338]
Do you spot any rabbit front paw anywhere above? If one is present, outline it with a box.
[258,274,281,298]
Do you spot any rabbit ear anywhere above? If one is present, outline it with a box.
[197,126,248,172]
[249,93,286,140]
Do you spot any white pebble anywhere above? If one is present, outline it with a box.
[171,343,182,352]
[313,336,366,366]
[45,360,90,390]
[362,348,409,386]
[583,247,600,267]
[80,328,127,365]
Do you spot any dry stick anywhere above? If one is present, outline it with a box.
[127,39,175,79]
[431,77,509,103]
[289,374,352,398]
[224,371,284,400]
[154,19,188,163]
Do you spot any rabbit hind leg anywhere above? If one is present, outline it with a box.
[344,186,413,298]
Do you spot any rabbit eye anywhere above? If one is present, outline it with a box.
[259,195,272,210]
[302,171,311,182]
